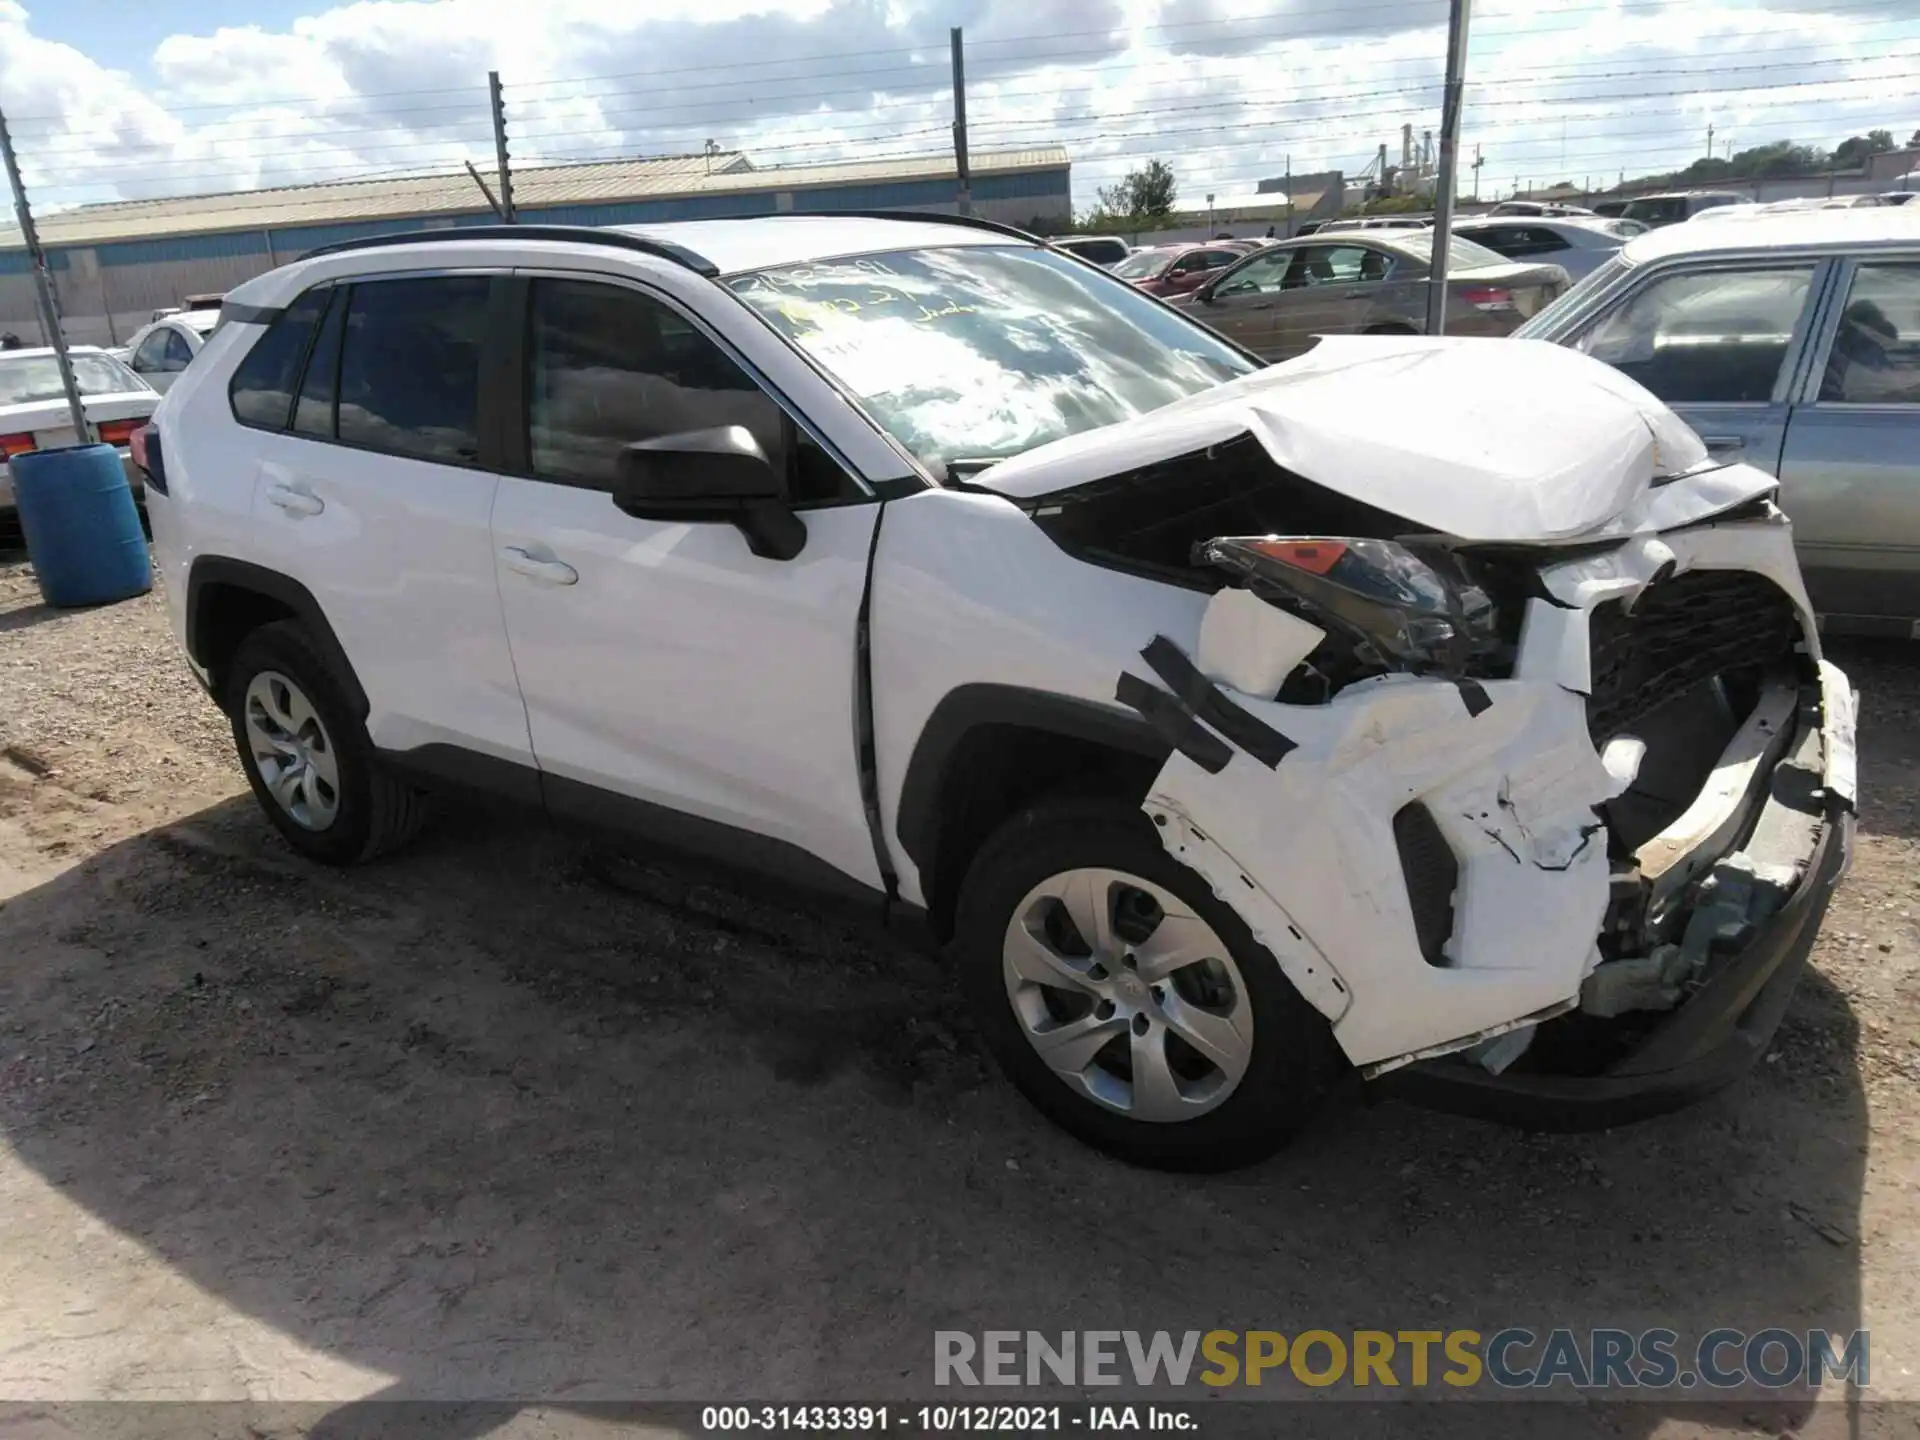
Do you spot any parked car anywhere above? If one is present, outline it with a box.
[1453,216,1637,280]
[1517,205,1920,633]
[141,214,1853,1170]
[1488,200,1595,218]
[1316,215,1432,234]
[1171,230,1569,360]
[0,346,156,520]
[1880,192,1916,207]
[1620,191,1746,227]
[1111,242,1245,297]
[1054,235,1131,267]
[1590,200,1631,218]
[121,307,222,394]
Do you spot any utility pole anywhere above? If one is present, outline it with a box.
[1284,153,1293,237]
[1706,122,1714,161]
[488,70,516,224]
[1206,192,1215,235]
[1470,142,1483,201]
[0,98,88,441]
[950,28,971,217]
[1425,0,1472,337]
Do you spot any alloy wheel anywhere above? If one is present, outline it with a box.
[1002,867,1253,1122]
[243,670,341,831]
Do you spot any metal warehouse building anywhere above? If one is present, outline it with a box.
[0,145,1072,346]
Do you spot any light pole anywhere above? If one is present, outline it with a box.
[1425,0,1473,337]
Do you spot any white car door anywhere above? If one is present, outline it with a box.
[235,273,535,777]
[127,324,189,393]
[488,272,884,894]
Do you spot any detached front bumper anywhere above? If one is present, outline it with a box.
[1388,763,1852,1130]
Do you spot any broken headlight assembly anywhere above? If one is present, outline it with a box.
[1197,535,1521,697]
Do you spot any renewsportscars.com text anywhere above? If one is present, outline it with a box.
[934,1328,1869,1391]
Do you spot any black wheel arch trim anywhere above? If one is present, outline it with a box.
[186,556,370,718]
[894,683,1174,882]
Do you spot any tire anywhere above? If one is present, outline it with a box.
[954,797,1342,1171]
[222,620,425,864]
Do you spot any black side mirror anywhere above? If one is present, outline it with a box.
[612,425,806,561]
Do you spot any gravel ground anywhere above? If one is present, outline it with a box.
[2,550,1920,1439]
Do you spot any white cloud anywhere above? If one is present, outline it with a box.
[2,0,1914,219]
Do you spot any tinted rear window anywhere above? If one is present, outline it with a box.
[336,276,489,466]
[229,289,328,430]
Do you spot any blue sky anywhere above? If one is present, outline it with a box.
[4,0,1915,216]
[30,0,274,76]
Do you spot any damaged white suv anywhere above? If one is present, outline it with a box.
[138,214,1855,1170]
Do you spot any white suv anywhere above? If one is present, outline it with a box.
[139,214,1856,1170]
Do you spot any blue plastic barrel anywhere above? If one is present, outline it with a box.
[11,442,152,608]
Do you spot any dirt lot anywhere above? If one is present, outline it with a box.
[3,550,1920,1438]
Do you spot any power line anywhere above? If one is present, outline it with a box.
[11,0,1910,132]
[22,27,1912,163]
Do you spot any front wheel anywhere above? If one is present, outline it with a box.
[953,798,1342,1171]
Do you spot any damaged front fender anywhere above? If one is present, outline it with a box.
[1125,509,1849,1086]
[1133,654,1614,1072]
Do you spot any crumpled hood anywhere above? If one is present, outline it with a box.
[969,335,1767,543]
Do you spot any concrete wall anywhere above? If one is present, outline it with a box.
[2,167,1073,346]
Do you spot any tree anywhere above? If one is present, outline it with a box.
[1833,130,1897,169]
[1096,160,1177,222]
[1910,127,1920,148]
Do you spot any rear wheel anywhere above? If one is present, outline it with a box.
[954,798,1342,1171]
[223,620,425,864]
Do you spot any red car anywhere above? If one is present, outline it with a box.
[1112,242,1250,297]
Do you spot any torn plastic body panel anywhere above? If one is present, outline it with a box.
[1128,507,1855,1104]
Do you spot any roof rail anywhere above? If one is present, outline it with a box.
[298,224,719,276]
[800,209,1048,244]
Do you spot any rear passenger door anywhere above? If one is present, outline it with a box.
[235,273,536,778]
[1567,258,1832,473]
[1777,256,1920,630]
[487,273,885,893]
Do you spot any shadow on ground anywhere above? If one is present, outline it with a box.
[7,641,1909,1439]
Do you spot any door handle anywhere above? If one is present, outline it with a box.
[1701,435,1747,454]
[1338,289,1370,300]
[500,546,579,586]
[265,482,324,517]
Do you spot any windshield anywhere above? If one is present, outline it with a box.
[0,354,147,406]
[1376,232,1508,270]
[727,245,1257,472]
[1112,249,1173,279]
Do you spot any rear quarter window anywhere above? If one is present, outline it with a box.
[229,289,329,430]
